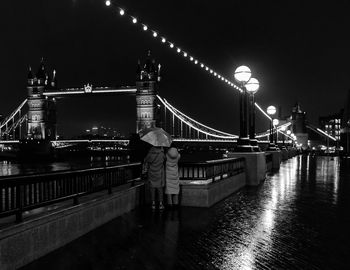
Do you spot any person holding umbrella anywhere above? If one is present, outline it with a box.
[140,127,172,210]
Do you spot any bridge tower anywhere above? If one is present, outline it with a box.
[135,51,161,133]
[291,102,308,149]
[27,59,57,140]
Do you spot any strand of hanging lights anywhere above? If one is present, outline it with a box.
[104,0,243,92]
[104,0,276,123]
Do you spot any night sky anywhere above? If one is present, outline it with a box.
[1,0,349,138]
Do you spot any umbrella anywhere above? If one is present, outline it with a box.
[139,127,172,147]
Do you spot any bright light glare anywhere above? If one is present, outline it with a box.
[153,32,158,37]
[119,9,125,15]
[200,64,204,68]
[132,17,137,23]
[105,0,111,6]
[205,67,209,70]
[273,118,279,126]
[170,43,174,48]
[183,52,187,57]
[210,70,213,73]
[190,57,193,61]
[194,60,198,64]
[177,48,181,53]
[162,38,166,43]
[267,105,277,115]
[234,65,251,83]
[245,77,260,93]
[143,25,148,31]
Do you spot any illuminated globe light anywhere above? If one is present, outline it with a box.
[143,25,148,31]
[287,130,292,135]
[153,32,158,37]
[221,77,224,81]
[177,48,181,53]
[245,77,259,94]
[119,9,125,15]
[205,67,209,71]
[161,37,166,43]
[218,75,221,79]
[267,105,277,116]
[272,118,279,126]
[105,0,111,6]
[169,43,174,48]
[200,63,204,68]
[190,56,193,61]
[210,70,213,73]
[214,72,217,76]
[183,52,187,57]
[132,17,137,23]
[194,60,198,64]
[234,65,252,83]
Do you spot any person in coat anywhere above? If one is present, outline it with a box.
[165,146,181,208]
[142,146,166,210]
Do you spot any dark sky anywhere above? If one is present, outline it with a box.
[1,0,349,137]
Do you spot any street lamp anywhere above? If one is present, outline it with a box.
[273,118,279,146]
[245,78,260,151]
[234,66,253,152]
[267,105,277,150]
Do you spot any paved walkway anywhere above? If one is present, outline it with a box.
[21,156,350,269]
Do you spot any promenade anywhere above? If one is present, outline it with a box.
[21,155,350,270]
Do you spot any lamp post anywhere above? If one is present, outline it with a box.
[234,66,253,152]
[280,125,286,146]
[267,105,277,150]
[272,118,279,146]
[245,78,260,151]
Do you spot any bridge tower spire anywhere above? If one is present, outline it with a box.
[135,51,161,132]
[27,59,57,140]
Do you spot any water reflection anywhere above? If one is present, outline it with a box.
[0,155,129,177]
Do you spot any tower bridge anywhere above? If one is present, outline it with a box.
[0,54,338,151]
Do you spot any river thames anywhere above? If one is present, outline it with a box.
[20,155,350,270]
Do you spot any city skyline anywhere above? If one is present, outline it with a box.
[1,0,349,137]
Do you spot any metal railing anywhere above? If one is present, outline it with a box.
[179,157,245,182]
[0,162,141,222]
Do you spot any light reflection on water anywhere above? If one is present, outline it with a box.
[0,155,128,177]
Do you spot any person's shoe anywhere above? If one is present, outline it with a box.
[159,202,165,211]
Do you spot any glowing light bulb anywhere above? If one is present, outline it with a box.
[183,52,187,57]
[190,57,193,61]
[218,75,221,79]
[132,17,137,23]
[119,9,125,15]
[214,72,217,76]
[177,48,181,53]
[162,38,166,43]
[194,60,198,64]
[170,43,174,48]
[210,70,213,73]
[143,25,148,31]
[221,77,224,81]
[205,67,209,70]
[200,64,204,68]
[153,32,157,37]
[105,0,111,6]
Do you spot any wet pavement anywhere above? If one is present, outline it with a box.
[22,155,350,270]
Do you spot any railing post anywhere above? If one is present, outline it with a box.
[73,175,79,205]
[15,184,23,223]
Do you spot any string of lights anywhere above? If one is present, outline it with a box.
[104,0,280,125]
[104,0,243,92]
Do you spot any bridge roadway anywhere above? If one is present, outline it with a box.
[21,155,350,270]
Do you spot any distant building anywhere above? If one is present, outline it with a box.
[319,110,343,141]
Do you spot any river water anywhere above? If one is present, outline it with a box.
[0,155,128,177]
[21,155,350,269]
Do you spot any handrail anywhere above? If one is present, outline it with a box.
[0,162,142,222]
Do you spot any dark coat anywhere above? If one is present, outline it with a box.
[143,147,165,188]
